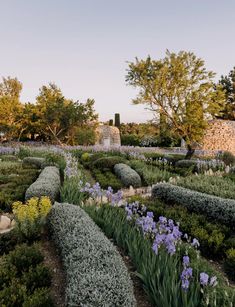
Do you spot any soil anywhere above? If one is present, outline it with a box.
[116,245,153,307]
[40,234,66,307]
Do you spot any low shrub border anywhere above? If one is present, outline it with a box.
[152,183,235,227]
[22,157,46,169]
[25,166,60,203]
[114,163,141,188]
[48,203,136,307]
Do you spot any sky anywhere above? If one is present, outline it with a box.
[0,0,235,123]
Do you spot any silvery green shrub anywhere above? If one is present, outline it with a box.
[23,157,46,169]
[152,183,235,227]
[48,203,136,307]
[114,163,141,188]
[25,166,60,202]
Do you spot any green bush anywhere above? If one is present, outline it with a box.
[23,157,46,169]
[22,264,51,292]
[81,152,91,162]
[0,162,39,211]
[91,168,123,191]
[25,166,60,202]
[48,203,136,306]
[6,244,44,273]
[114,163,141,188]
[224,248,235,281]
[0,155,18,162]
[93,156,126,170]
[129,160,174,185]
[0,243,52,306]
[175,174,235,199]
[175,159,197,169]
[18,146,31,159]
[0,230,20,256]
[22,288,53,307]
[121,134,141,146]
[74,126,96,145]
[152,183,235,227]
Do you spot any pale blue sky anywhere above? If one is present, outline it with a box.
[0,0,234,122]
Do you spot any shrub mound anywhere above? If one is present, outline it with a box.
[25,166,60,202]
[48,203,136,307]
[114,163,141,188]
[23,157,46,169]
[93,156,126,169]
[152,183,235,227]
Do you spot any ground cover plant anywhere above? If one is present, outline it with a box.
[0,195,54,306]
[175,174,235,200]
[0,160,39,211]
[129,159,175,185]
[0,243,52,307]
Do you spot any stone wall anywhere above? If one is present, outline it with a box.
[95,125,121,146]
[202,120,235,154]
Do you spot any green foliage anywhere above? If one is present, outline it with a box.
[114,113,121,127]
[93,156,126,170]
[0,155,18,161]
[5,244,44,273]
[23,157,46,169]
[18,146,31,159]
[0,230,19,256]
[48,203,136,306]
[91,168,123,191]
[152,183,235,227]
[175,174,235,199]
[0,161,39,211]
[126,50,226,149]
[218,66,235,120]
[60,177,86,205]
[114,163,142,187]
[129,160,174,185]
[25,166,60,202]
[74,125,96,145]
[22,288,53,307]
[0,243,52,306]
[84,204,234,307]
[138,198,230,259]
[81,152,91,162]
[121,134,141,146]
[224,248,235,281]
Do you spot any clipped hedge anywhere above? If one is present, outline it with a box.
[93,156,126,170]
[25,166,60,202]
[114,163,141,188]
[23,157,46,169]
[152,183,235,227]
[48,203,136,307]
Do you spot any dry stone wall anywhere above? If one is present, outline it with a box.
[202,120,235,154]
[96,125,121,146]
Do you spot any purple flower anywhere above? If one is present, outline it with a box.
[181,267,193,291]
[147,211,154,218]
[183,256,190,267]
[200,272,209,286]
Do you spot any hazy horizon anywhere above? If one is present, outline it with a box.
[0,0,234,123]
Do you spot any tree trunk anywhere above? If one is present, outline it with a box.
[185,144,195,160]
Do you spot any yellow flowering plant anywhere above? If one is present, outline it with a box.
[12,196,52,240]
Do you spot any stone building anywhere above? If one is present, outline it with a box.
[95,125,121,146]
[202,120,235,154]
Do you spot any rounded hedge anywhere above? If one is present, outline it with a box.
[48,203,136,306]
[93,156,126,170]
[114,163,141,188]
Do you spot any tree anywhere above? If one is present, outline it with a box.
[35,83,98,145]
[217,67,235,120]
[126,50,225,158]
[0,77,23,140]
